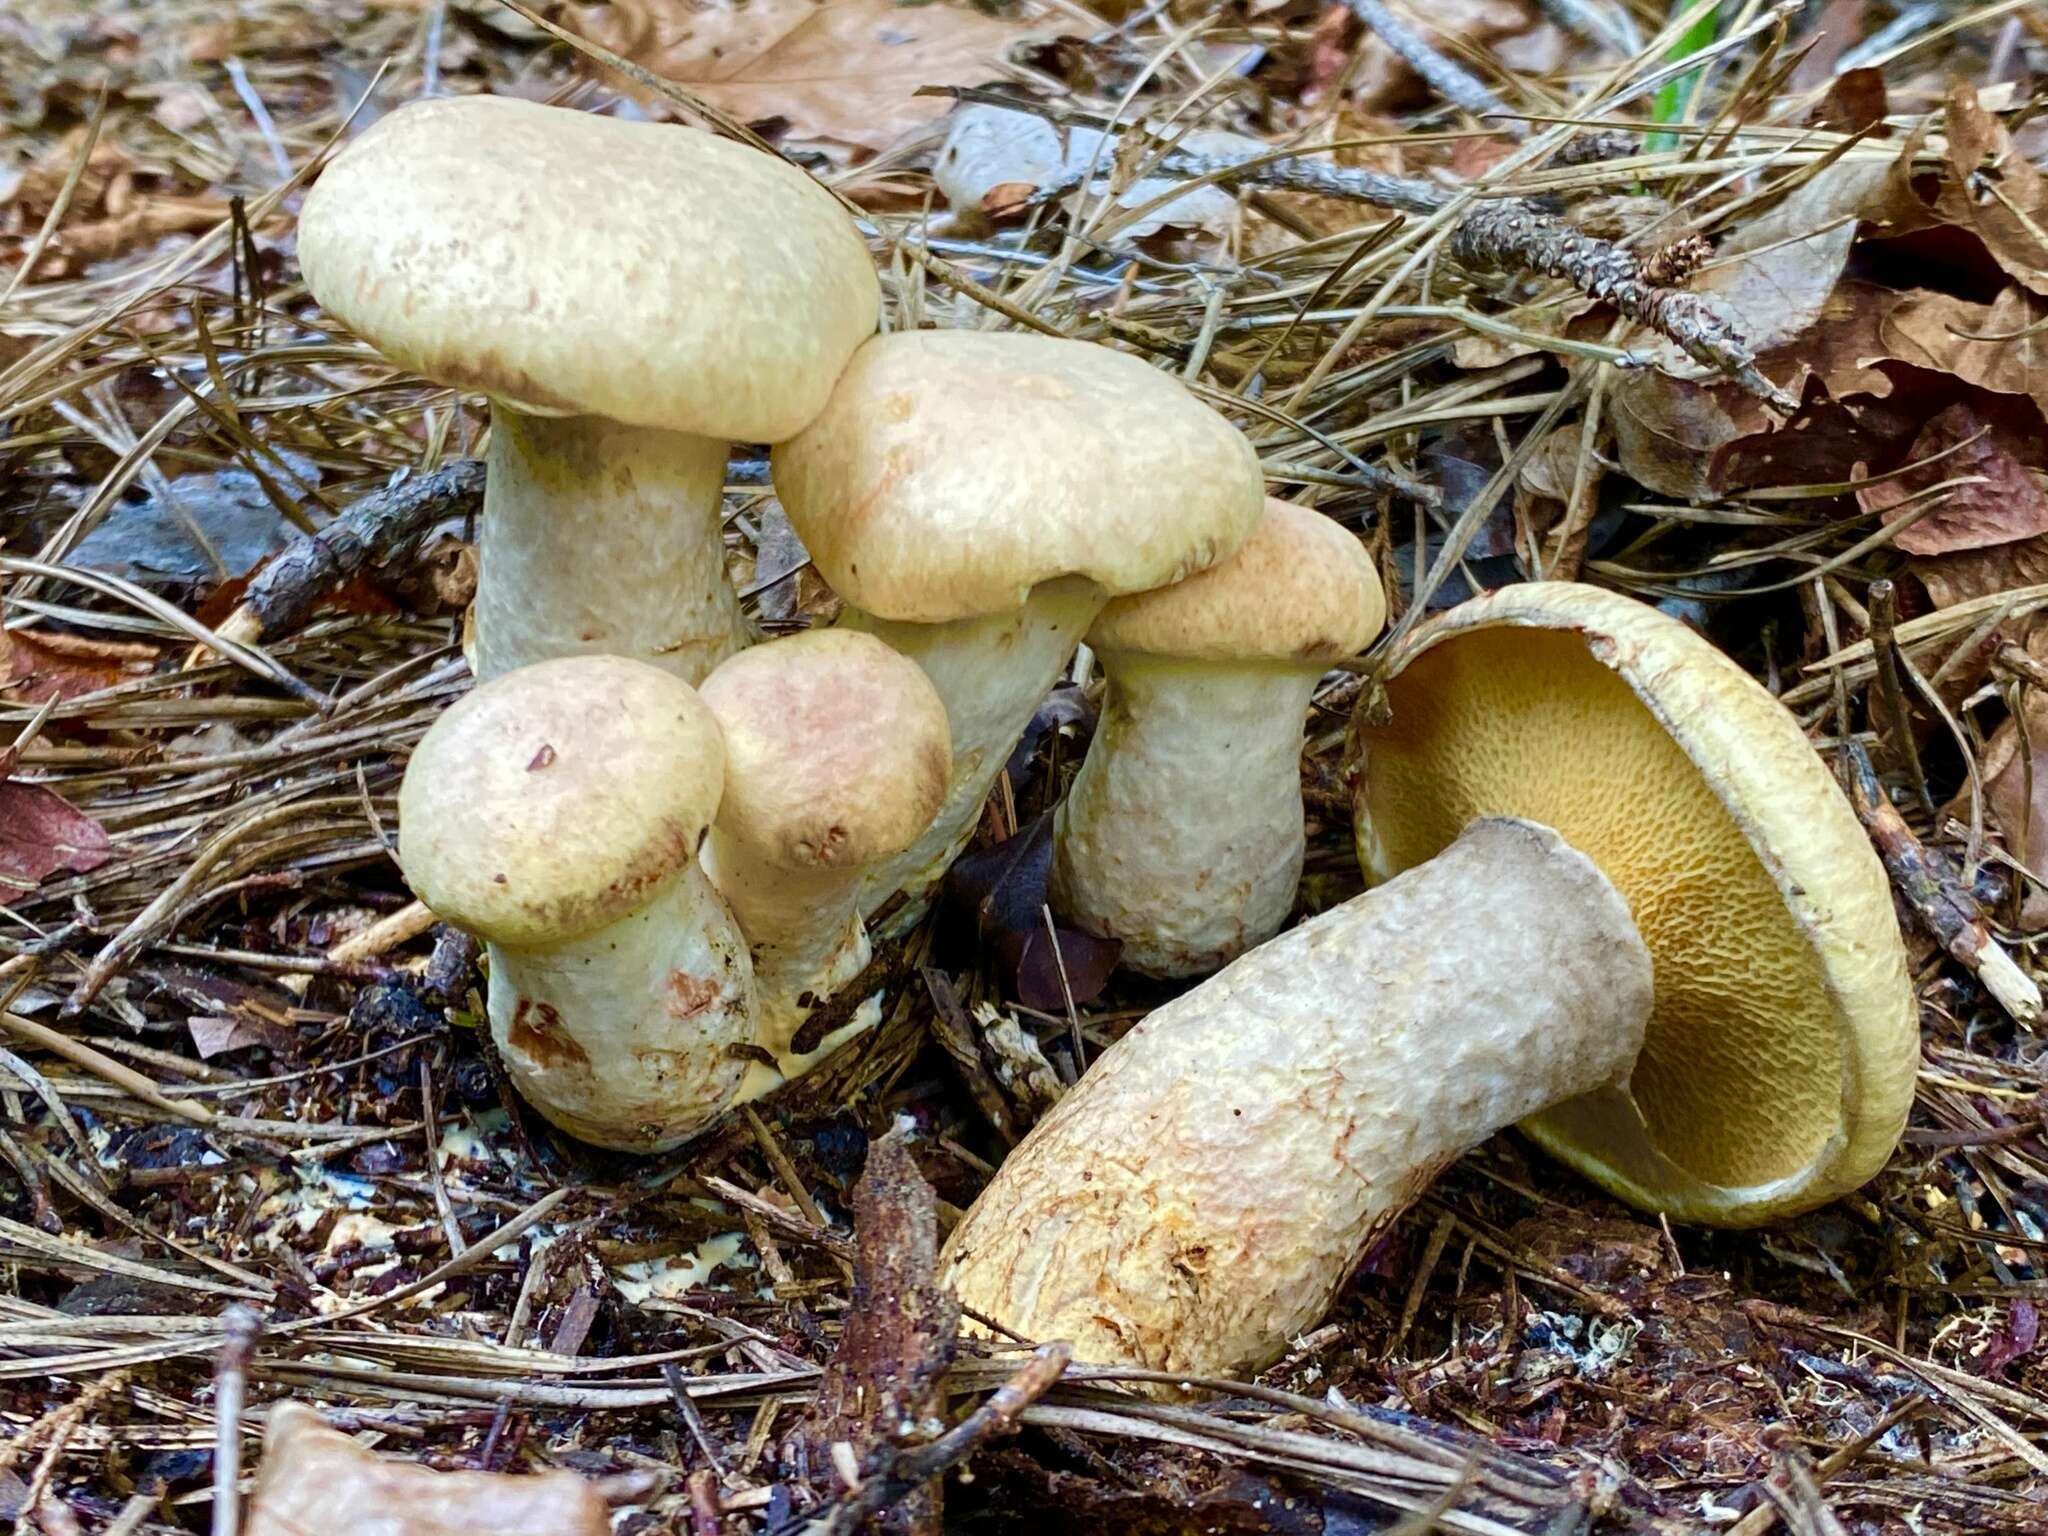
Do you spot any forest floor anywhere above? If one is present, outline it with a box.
[2,0,2047,1532]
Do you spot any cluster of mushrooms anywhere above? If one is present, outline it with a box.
[299,95,1921,1386]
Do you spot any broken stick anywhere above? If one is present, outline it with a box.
[1844,741,2040,1027]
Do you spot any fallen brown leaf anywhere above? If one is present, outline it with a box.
[571,0,1060,153]
[1936,81,2048,297]
[1857,400,2048,556]
[2,627,160,703]
[1879,285,2048,412]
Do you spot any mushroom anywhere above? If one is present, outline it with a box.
[246,1403,609,1536]
[698,630,951,1077]
[940,584,1916,1380]
[298,95,878,685]
[1050,499,1385,976]
[771,329,1267,921]
[397,654,752,1152]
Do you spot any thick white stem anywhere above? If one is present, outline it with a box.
[474,408,748,684]
[700,835,865,1059]
[1052,656,1318,977]
[488,867,754,1152]
[940,818,1654,1380]
[849,577,1105,922]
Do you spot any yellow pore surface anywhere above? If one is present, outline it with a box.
[1361,626,1846,1196]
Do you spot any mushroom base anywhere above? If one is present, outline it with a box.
[1052,655,1320,977]
[487,869,754,1152]
[847,577,1106,926]
[473,409,746,684]
[940,817,1653,1381]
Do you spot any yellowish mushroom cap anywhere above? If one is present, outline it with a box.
[770,330,1266,623]
[698,631,951,870]
[1352,583,1916,1225]
[398,655,725,948]
[298,96,878,440]
[1088,499,1386,663]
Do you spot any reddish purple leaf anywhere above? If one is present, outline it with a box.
[0,779,114,894]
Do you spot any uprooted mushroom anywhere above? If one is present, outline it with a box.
[942,584,1917,1379]
[299,95,877,685]
[396,654,752,1152]
[771,329,1268,926]
[1051,499,1385,977]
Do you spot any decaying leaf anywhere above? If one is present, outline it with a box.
[1857,400,2048,556]
[1880,286,2048,411]
[943,813,1121,1011]
[1935,82,2048,296]
[0,778,115,895]
[2,626,160,703]
[571,0,1060,153]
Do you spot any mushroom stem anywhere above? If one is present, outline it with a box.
[940,817,1653,1380]
[849,576,1106,922]
[698,846,865,1061]
[1051,656,1321,977]
[486,865,752,1153]
[473,409,746,684]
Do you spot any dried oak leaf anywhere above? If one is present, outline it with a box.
[1,627,160,703]
[1857,400,2048,555]
[570,0,1060,154]
[1935,82,2048,296]
[1879,285,2048,412]
[0,778,114,896]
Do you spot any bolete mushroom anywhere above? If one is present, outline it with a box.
[771,329,1266,920]
[941,584,1916,1379]
[246,1403,609,1536]
[298,95,878,684]
[397,654,752,1152]
[1050,499,1385,976]
[698,630,950,1077]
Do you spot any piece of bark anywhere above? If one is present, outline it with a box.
[787,1126,961,1535]
[215,460,486,645]
[243,1403,609,1536]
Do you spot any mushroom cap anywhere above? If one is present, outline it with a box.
[1351,583,1916,1225]
[699,630,951,870]
[1088,498,1386,663]
[398,655,724,948]
[298,96,878,441]
[770,330,1266,622]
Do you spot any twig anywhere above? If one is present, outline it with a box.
[211,1305,263,1536]
[212,459,486,648]
[802,1345,1070,1536]
[419,1056,466,1258]
[1,1009,214,1122]
[1013,133,1785,407]
[327,900,439,966]
[1446,200,1793,409]
[1345,0,1523,135]
[1866,580,1932,813]
[1843,742,2041,1027]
